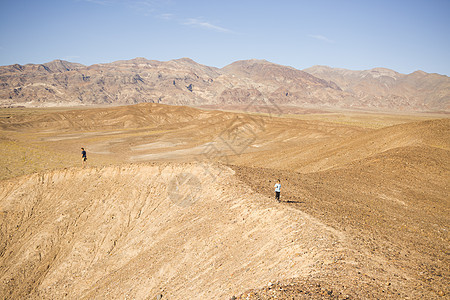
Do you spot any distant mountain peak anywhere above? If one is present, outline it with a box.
[0,58,448,112]
[224,59,271,67]
[309,65,332,69]
[410,70,427,76]
[110,57,153,66]
[42,59,84,72]
[127,57,153,64]
[303,65,449,111]
[131,57,150,61]
[172,57,196,63]
[369,67,398,75]
[242,58,270,64]
[366,67,399,80]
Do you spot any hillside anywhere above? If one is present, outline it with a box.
[0,162,421,299]
[232,144,449,298]
[304,65,450,111]
[0,103,448,298]
[231,118,450,173]
[0,58,448,112]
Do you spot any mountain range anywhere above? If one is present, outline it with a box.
[0,58,448,112]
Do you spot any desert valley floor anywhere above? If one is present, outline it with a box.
[0,103,448,299]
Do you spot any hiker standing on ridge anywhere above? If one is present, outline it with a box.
[274,179,281,202]
[81,147,87,167]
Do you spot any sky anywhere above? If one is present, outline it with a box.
[0,0,449,75]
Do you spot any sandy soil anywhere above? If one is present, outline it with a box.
[0,103,448,299]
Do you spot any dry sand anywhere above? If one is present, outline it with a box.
[0,103,448,299]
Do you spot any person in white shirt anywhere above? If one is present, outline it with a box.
[274,179,281,202]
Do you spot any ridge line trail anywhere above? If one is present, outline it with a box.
[0,162,387,299]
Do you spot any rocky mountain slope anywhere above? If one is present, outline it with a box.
[0,58,449,111]
[304,65,450,111]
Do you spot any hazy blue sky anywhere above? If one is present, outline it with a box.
[1,0,449,75]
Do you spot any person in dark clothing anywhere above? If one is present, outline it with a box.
[81,147,87,166]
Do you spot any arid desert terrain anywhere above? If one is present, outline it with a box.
[0,103,448,299]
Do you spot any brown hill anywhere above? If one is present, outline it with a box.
[0,162,413,299]
[304,65,450,111]
[219,59,346,107]
[0,102,220,131]
[0,58,222,107]
[1,58,449,112]
[0,103,449,298]
[230,117,450,174]
[222,60,338,89]
[232,144,449,299]
[229,119,450,298]
[0,60,84,75]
